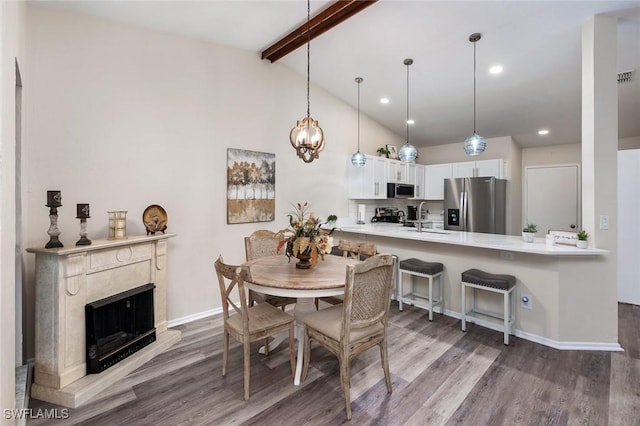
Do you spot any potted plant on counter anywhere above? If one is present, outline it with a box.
[522,223,537,243]
[576,230,589,248]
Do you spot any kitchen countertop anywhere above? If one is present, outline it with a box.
[333,223,608,256]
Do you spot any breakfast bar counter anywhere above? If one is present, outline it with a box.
[332,223,619,352]
[336,223,608,256]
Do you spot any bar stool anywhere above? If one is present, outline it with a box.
[398,258,444,321]
[460,269,516,345]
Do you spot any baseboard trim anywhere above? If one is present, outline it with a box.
[167,307,222,328]
[440,307,623,352]
[167,304,623,352]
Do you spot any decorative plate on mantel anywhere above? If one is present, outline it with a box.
[142,205,168,235]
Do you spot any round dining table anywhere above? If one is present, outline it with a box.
[242,254,359,385]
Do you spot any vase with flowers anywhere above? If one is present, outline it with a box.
[276,202,336,269]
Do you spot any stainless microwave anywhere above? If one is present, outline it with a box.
[387,183,415,198]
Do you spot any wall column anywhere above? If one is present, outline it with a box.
[580,15,618,339]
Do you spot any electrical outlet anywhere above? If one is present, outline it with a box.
[500,251,514,261]
[599,215,609,230]
[521,294,532,309]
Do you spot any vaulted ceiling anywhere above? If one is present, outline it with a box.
[34,1,640,148]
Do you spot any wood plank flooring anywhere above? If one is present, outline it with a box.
[29,303,640,425]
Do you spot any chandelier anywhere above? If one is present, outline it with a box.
[290,0,325,163]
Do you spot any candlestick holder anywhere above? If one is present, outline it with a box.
[76,203,92,246]
[45,190,64,249]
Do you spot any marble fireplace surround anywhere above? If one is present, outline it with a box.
[26,234,181,408]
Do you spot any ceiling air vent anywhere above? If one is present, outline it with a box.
[617,70,634,84]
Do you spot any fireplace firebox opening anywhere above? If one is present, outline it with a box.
[85,283,156,374]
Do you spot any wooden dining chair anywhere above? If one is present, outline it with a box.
[214,255,296,401]
[244,230,297,310]
[301,253,395,420]
[321,239,378,306]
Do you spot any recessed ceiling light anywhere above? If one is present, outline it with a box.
[406,119,415,125]
[538,129,549,135]
[489,65,503,74]
[380,97,390,104]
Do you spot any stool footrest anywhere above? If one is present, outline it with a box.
[401,295,444,313]
[465,307,514,324]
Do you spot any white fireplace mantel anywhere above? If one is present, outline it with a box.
[26,234,180,408]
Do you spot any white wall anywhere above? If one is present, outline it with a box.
[1,0,26,418]
[20,6,403,359]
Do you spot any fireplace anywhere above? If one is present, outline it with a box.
[27,234,180,408]
[85,283,156,374]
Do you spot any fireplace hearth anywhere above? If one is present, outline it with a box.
[85,283,156,374]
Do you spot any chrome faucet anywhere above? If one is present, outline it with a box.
[417,201,427,233]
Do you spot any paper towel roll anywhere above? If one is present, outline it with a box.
[357,204,366,224]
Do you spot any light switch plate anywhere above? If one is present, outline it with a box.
[600,215,609,230]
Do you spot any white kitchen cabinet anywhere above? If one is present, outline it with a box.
[407,163,425,199]
[476,159,505,178]
[452,161,476,178]
[424,163,452,200]
[347,155,387,199]
[452,159,504,178]
[387,159,407,183]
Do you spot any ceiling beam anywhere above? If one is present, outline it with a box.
[261,0,377,63]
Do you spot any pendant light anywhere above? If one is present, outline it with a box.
[398,58,418,163]
[464,33,487,156]
[350,77,366,167]
[290,0,325,163]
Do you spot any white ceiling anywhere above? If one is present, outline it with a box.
[34,0,640,148]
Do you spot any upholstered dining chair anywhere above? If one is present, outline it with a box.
[214,255,296,401]
[244,230,297,310]
[301,253,395,420]
[321,239,378,306]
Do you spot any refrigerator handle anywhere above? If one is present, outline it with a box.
[461,191,468,231]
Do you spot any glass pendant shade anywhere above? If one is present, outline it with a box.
[398,143,418,162]
[290,116,325,163]
[464,133,487,156]
[351,151,366,166]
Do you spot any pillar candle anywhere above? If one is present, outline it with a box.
[47,190,62,207]
[77,204,90,219]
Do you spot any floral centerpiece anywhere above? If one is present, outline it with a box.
[276,202,336,269]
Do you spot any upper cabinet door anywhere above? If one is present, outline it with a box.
[407,163,425,198]
[424,163,453,200]
[475,159,504,178]
[452,161,476,178]
[348,155,387,199]
[387,159,407,183]
[452,159,505,178]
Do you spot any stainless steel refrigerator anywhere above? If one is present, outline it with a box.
[444,177,507,234]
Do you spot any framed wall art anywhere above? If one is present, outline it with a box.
[226,148,276,224]
[387,144,399,160]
